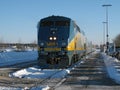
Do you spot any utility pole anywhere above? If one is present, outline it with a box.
[102,22,107,45]
[102,4,112,54]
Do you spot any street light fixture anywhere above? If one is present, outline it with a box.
[102,4,112,54]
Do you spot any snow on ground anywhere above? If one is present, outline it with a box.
[11,67,63,79]
[102,52,120,84]
[0,86,49,90]
[31,86,50,90]
[0,51,38,67]
[10,59,83,79]
[10,60,83,90]
[0,87,21,90]
[1,50,120,89]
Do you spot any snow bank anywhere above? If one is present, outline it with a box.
[11,67,62,79]
[102,53,120,84]
[0,85,50,90]
[11,67,72,79]
[31,85,50,90]
[0,87,21,90]
[11,59,86,80]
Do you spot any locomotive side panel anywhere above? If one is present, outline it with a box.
[67,21,86,65]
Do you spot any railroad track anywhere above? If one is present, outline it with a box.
[0,69,67,89]
[0,55,88,89]
[0,59,83,89]
[0,60,38,77]
[30,69,66,89]
[0,58,67,89]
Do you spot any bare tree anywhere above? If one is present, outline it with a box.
[31,40,37,44]
[113,34,120,47]
[31,40,37,50]
[18,38,22,44]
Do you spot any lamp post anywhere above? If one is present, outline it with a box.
[102,4,112,54]
[102,22,106,45]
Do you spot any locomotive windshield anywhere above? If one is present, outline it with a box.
[40,21,54,27]
[40,21,70,27]
[55,21,69,26]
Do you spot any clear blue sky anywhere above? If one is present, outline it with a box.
[0,0,119,45]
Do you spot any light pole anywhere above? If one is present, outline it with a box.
[102,22,106,45]
[102,4,112,54]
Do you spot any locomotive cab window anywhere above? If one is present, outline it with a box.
[55,21,69,26]
[40,21,54,27]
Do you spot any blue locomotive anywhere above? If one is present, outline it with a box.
[37,15,86,68]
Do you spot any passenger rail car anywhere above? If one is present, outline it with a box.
[37,16,86,68]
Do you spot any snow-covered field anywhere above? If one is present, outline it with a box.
[0,50,38,67]
[0,50,120,90]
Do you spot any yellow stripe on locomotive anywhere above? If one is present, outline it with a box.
[44,48,61,51]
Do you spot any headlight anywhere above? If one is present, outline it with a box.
[49,37,53,40]
[49,37,57,40]
[53,37,57,40]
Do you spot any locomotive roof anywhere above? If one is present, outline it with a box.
[40,15,71,21]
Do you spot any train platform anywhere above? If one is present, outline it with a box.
[55,51,120,90]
